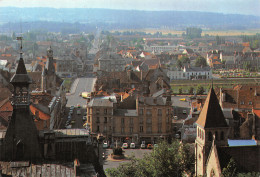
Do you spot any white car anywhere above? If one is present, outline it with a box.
[77,110,81,115]
[122,143,128,149]
[130,143,135,149]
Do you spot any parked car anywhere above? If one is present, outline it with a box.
[130,143,135,149]
[147,144,153,149]
[141,144,146,149]
[65,125,72,129]
[77,110,81,115]
[70,106,74,110]
[103,143,108,148]
[68,115,71,120]
[122,143,128,149]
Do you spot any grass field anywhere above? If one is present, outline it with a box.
[112,29,260,36]
[63,78,73,92]
[171,78,260,94]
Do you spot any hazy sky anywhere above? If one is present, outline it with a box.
[0,0,259,16]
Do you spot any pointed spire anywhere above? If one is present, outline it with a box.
[196,87,228,128]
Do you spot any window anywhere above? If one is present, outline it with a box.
[215,131,218,140]
[146,109,152,115]
[104,109,107,115]
[147,126,152,133]
[104,126,107,133]
[96,109,100,115]
[96,117,100,123]
[140,126,143,132]
[121,118,125,125]
[130,127,133,133]
[104,117,107,123]
[158,116,162,123]
[240,101,244,105]
[130,118,133,125]
[221,131,224,140]
[167,109,170,115]
[157,109,162,116]
[147,118,152,124]
[88,116,90,123]
[139,117,143,124]
[249,101,252,105]
[208,132,213,141]
[44,120,47,128]
[158,125,162,133]
[121,127,125,133]
[139,109,143,115]
[97,126,100,132]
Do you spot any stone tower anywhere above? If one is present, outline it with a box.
[195,88,229,176]
[41,46,56,95]
[1,51,42,161]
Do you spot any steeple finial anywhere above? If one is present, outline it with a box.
[17,36,23,58]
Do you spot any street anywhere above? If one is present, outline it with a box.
[103,149,152,170]
[61,77,96,129]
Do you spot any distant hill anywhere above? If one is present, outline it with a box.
[0,7,260,31]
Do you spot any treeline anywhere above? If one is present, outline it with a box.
[183,27,202,39]
[241,33,260,49]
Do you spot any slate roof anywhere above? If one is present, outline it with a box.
[87,98,114,107]
[10,57,32,84]
[196,88,228,128]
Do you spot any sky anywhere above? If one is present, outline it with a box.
[0,0,259,16]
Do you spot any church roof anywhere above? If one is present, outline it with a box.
[10,57,32,84]
[196,87,228,128]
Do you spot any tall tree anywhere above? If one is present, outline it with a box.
[195,56,207,67]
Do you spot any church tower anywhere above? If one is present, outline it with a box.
[195,88,229,176]
[41,46,56,95]
[2,40,42,161]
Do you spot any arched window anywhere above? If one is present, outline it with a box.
[197,128,199,137]
[208,132,213,141]
[202,131,204,140]
[215,131,218,140]
[199,129,201,138]
[221,131,224,140]
[210,169,216,177]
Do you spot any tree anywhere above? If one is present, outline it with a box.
[222,158,238,177]
[180,56,190,64]
[179,88,183,95]
[176,59,183,68]
[185,27,202,39]
[106,141,195,177]
[188,87,194,94]
[195,56,207,67]
[196,85,204,95]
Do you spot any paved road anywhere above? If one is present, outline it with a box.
[103,149,152,170]
[61,77,96,129]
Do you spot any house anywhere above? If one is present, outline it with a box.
[87,93,172,145]
[98,53,126,72]
[167,66,212,80]
[207,50,223,69]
